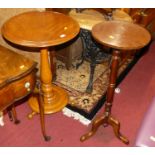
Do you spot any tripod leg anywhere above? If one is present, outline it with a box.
[108,116,129,144]
[80,115,107,141]
[80,50,129,144]
[37,94,51,141]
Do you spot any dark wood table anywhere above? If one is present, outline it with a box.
[80,20,151,144]
[1,11,80,141]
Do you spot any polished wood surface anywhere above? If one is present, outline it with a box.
[0,45,37,123]
[69,9,106,30]
[0,45,36,87]
[112,9,133,22]
[1,11,80,47]
[28,48,69,115]
[92,21,151,50]
[0,71,36,111]
[129,9,155,40]
[1,10,80,141]
[130,8,155,27]
[81,20,151,144]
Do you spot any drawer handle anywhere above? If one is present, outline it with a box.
[25,82,31,92]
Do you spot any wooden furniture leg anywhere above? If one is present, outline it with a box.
[40,49,53,141]
[28,48,69,141]
[7,105,20,124]
[80,50,129,144]
[28,48,68,117]
[37,93,51,141]
[49,51,56,81]
[40,48,54,105]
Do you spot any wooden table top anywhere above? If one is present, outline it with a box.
[0,45,36,87]
[1,11,80,48]
[92,20,151,50]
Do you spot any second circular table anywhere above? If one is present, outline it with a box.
[80,20,151,144]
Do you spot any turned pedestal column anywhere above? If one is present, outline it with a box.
[80,20,151,144]
[1,11,80,141]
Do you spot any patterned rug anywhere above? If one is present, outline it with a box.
[54,57,133,125]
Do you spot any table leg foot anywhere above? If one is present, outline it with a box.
[27,111,37,119]
[80,114,129,145]
[7,110,13,121]
[14,119,20,124]
[80,115,106,142]
[44,135,51,141]
[7,106,21,124]
[109,116,129,145]
[37,94,51,142]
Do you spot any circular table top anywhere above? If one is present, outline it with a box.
[92,20,151,50]
[1,11,80,48]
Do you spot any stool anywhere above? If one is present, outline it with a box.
[80,21,151,144]
[0,45,37,124]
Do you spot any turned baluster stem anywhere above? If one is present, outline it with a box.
[104,50,120,117]
[40,48,54,104]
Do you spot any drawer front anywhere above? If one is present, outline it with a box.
[12,71,36,99]
[0,71,36,111]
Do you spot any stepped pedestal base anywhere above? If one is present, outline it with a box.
[28,84,68,118]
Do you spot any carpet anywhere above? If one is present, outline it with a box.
[54,56,135,125]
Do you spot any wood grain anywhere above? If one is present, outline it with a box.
[0,45,37,111]
[0,45,36,87]
[1,11,80,48]
[92,20,151,50]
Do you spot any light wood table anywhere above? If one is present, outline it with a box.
[1,11,80,141]
[80,20,151,144]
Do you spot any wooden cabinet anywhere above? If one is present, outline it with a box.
[130,8,155,40]
[0,45,37,113]
[0,72,36,111]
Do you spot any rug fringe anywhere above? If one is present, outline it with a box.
[62,107,91,126]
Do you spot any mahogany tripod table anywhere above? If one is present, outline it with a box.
[1,11,80,141]
[80,21,151,144]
